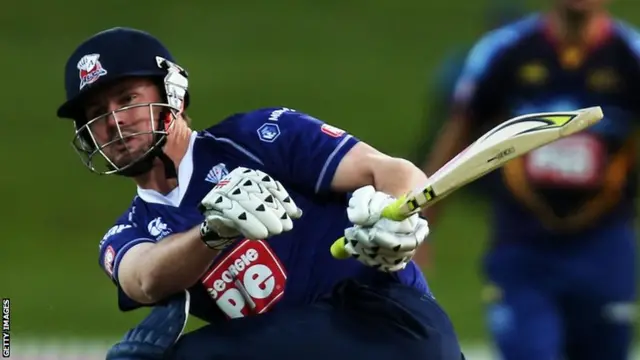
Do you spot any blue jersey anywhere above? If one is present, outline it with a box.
[97,107,429,322]
[452,14,640,242]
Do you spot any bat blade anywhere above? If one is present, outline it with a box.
[331,106,604,259]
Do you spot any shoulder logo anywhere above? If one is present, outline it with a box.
[148,217,172,240]
[268,107,295,121]
[103,246,116,277]
[320,123,346,138]
[206,163,229,184]
[100,224,132,248]
[128,206,136,222]
[257,123,280,143]
[77,54,107,90]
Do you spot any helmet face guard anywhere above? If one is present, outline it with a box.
[72,102,179,175]
[57,28,190,177]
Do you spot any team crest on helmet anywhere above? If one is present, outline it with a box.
[77,53,108,90]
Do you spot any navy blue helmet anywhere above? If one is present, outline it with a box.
[57,27,190,177]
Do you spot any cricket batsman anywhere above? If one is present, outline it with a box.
[56,27,464,359]
[421,0,638,359]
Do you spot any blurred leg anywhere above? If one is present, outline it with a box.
[562,231,637,360]
[561,221,637,360]
[564,304,634,360]
[484,286,563,360]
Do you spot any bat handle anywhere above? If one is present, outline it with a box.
[330,237,350,259]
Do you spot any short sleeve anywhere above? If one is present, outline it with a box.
[98,211,154,311]
[208,107,360,194]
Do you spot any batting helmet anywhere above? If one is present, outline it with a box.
[56,27,190,178]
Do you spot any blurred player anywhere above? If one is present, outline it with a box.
[56,28,464,359]
[411,1,525,267]
[420,1,638,359]
[412,0,525,167]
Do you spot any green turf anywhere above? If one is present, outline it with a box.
[1,0,638,343]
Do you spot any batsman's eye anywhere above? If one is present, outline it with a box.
[86,106,103,120]
[121,93,137,104]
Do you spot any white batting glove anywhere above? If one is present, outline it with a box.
[343,186,429,272]
[199,167,303,249]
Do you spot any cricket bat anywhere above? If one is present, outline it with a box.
[330,106,604,259]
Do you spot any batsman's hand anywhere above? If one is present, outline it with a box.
[199,167,303,250]
[343,186,429,272]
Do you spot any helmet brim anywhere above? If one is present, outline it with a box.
[56,70,167,120]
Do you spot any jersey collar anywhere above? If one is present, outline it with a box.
[541,12,612,69]
[136,131,198,207]
[543,12,612,49]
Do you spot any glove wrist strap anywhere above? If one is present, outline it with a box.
[199,222,236,250]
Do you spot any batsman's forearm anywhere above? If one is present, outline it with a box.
[373,157,427,198]
[140,226,219,301]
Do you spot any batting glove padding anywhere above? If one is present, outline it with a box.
[199,167,303,248]
[343,186,430,272]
